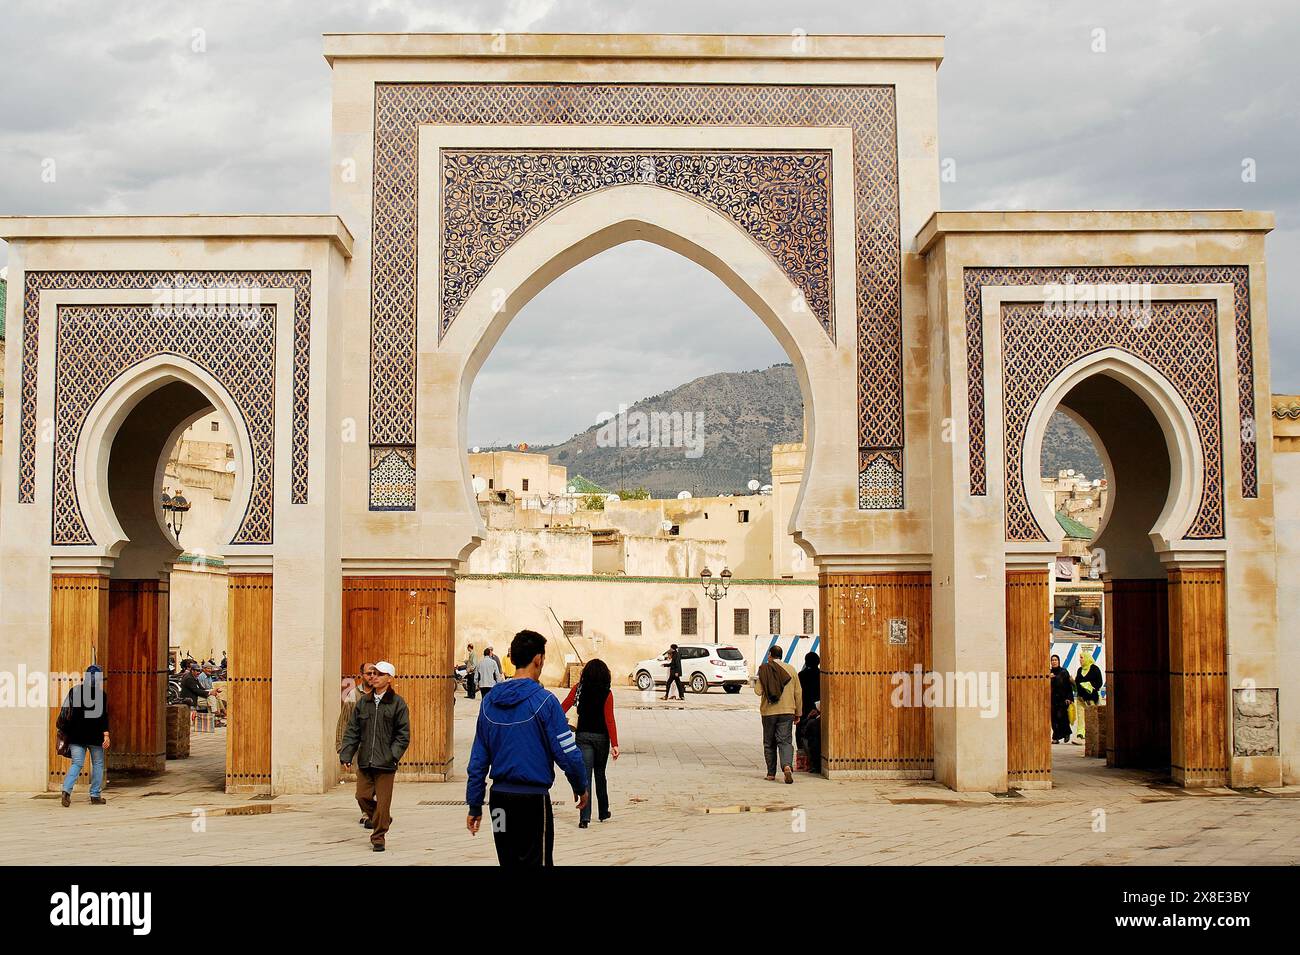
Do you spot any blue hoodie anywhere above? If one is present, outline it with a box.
[466,678,589,814]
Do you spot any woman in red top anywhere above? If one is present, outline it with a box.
[561,658,619,828]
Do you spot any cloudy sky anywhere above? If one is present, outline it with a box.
[1,0,1295,445]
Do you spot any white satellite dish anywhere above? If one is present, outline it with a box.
[471,446,481,454]
[660,520,674,532]
[747,479,760,492]
[677,491,692,499]
[472,476,487,494]
[567,485,577,494]
[760,484,772,495]
[224,461,237,473]
[605,493,619,503]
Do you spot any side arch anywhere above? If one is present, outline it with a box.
[1020,349,1208,553]
[73,356,257,558]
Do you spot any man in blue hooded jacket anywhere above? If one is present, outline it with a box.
[466,629,589,866]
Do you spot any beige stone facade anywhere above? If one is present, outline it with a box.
[0,34,1291,796]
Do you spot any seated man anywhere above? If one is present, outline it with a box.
[179,663,210,708]
[199,663,225,719]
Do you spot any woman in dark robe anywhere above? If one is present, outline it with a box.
[795,652,821,769]
[1049,654,1074,744]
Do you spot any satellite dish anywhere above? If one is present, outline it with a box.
[660,520,673,532]
[605,493,619,503]
[225,461,237,473]
[472,476,487,494]
[567,485,576,494]
[471,446,481,454]
[747,479,760,492]
[1066,469,1075,476]
[760,484,772,495]
[677,491,692,499]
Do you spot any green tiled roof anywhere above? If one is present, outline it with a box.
[566,474,608,494]
[1055,510,1095,540]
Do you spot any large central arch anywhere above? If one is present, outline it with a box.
[437,185,842,563]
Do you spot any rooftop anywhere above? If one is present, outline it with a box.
[0,215,355,257]
[322,33,944,64]
[1055,511,1096,541]
[917,209,1274,253]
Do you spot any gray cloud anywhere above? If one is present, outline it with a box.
[2,0,1295,445]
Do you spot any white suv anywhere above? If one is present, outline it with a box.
[631,644,749,694]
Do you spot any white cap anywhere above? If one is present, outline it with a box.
[374,661,396,677]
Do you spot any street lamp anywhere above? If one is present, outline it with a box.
[160,490,190,541]
[700,566,732,645]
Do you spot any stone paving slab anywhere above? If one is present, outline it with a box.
[4,687,1298,865]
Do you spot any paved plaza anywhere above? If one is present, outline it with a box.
[5,687,1298,866]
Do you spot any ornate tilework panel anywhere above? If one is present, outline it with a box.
[369,445,417,511]
[963,265,1255,501]
[369,83,903,510]
[858,449,904,509]
[441,149,833,335]
[19,270,312,512]
[1000,300,1224,542]
[53,304,277,545]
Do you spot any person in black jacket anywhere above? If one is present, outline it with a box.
[339,660,410,852]
[179,663,209,706]
[57,665,111,807]
[794,652,821,769]
[1049,654,1074,744]
[662,644,686,701]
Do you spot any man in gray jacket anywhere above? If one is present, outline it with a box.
[339,660,410,852]
[475,646,503,699]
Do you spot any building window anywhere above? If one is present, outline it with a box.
[563,620,583,637]
[803,609,814,635]
[669,524,680,536]
[488,478,494,489]
[522,478,529,491]
[738,509,749,523]
[733,608,749,635]
[624,620,642,636]
[769,609,781,635]
[681,608,698,636]
[210,421,220,432]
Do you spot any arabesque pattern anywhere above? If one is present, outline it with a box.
[1000,300,1223,541]
[52,303,277,545]
[19,270,312,517]
[369,82,903,509]
[441,149,833,334]
[963,265,1254,503]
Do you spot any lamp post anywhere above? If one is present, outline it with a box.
[700,566,732,645]
[160,490,191,541]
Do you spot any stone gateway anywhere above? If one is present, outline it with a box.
[0,34,1295,796]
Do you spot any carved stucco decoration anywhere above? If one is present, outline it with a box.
[368,82,904,510]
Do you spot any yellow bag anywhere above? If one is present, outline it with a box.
[1067,702,1077,726]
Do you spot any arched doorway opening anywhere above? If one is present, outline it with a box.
[457,234,816,783]
[56,364,263,795]
[1027,359,1227,787]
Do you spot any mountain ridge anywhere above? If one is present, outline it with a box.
[504,364,1102,497]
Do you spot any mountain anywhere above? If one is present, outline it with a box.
[522,364,1104,498]
[532,363,803,497]
[1041,413,1105,481]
